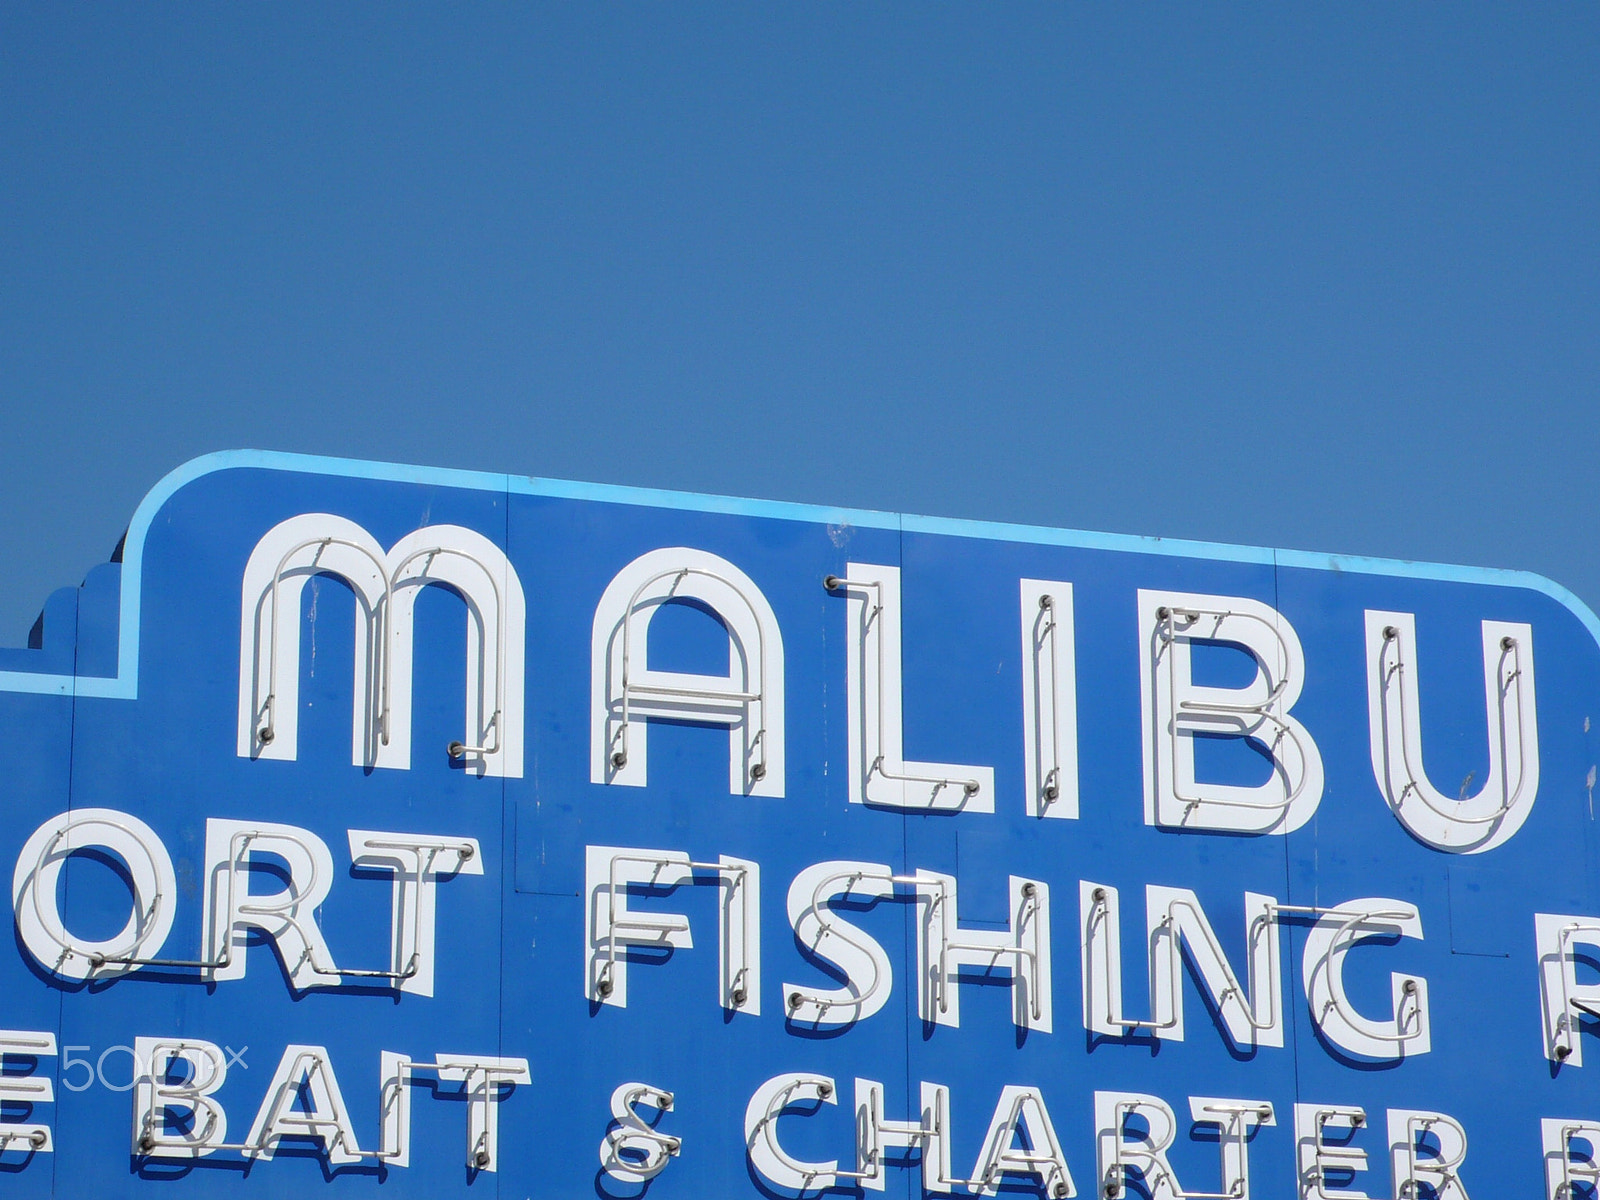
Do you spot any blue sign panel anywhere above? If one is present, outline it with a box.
[2,449,1598,1199]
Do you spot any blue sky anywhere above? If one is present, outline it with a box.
[2,6,1596,641]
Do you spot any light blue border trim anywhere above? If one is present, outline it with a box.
[5,448,1596,701]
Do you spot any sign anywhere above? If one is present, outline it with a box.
[1,448,1598,1198]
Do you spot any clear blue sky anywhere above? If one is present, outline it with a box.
[2,6,1596,642]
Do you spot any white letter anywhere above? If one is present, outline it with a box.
[745,1072,842,1192]
[585,846,759,1013]
[833,563,994,811]
[0,1031,55,1154]
[1539,913,1600,1065]
[1541,1118,1600,1200]
[239,514,385,767]
[918,873,1051,1033]
[203,818,340,991]
[1188,1098,1273,1200]
[966,1086,1075,1197]
[1080,883,1280,1049]
[1022,580,1078,819]
[133,1038,230,1158]
[376,1052,414,1168]
[239,514,526,776]
[1366,611,1537,853]
[1081,882,1136,1038]
[1139,590,1322,833]
[785,861,896,1026]
[599,1083,680,1184]
[855,1078,940,1192]
[246,1045,362,1164]
[1302,902,1429,1061]
[1095,1090,1184,1200]
[13,809,176,981]
[346,831,482,997]
[592,547,784,796]
[1293,1104,1369,1200]
[435,1054,530,1172]
[1388,1109,1469,1200]
[1096,1092,1269,1200]
[1147,886,1282,1049]
[382,525,526,777]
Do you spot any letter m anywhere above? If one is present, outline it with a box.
[237,512,525,776]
